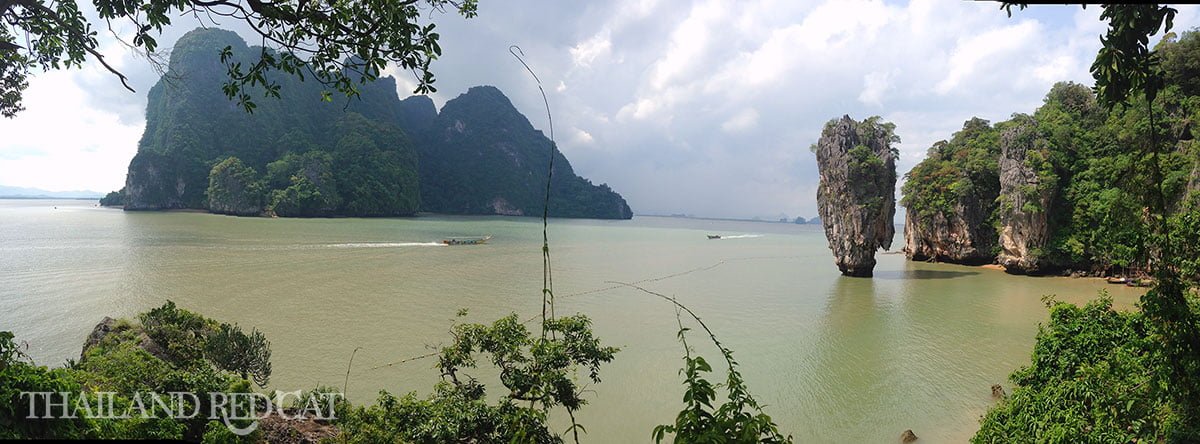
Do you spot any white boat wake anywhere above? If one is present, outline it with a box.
[323,242,447,248]
[717,234,763,239]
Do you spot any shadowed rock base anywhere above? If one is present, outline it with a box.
[839,263,875,277]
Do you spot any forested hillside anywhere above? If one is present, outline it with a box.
[115,28,631,219]
[902,30,1200,277]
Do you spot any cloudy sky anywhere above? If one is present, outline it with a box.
[2,1,1199,219]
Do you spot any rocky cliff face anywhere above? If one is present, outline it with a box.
[900,118,1000,265]
[903,198,995,265]
[814,115,898,277]
[1184,163,1200,209]
[124,151,204,210]
[996,116,1055,274]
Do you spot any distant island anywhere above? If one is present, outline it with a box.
[103,28,631,220]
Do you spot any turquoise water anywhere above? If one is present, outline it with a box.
[0,199,1144,442]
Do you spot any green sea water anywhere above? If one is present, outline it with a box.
[0,199,1145,443]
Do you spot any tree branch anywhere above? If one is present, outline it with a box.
[15,0,135,92]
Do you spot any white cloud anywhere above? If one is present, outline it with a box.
[858,71,894,107]
[648,0,726,90]
[721,108,759,133]
[572,128,596,145]
[570,31,613,68]
[0,71,143,192]
[935,20,1039,94]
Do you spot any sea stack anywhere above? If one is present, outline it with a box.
[996,115,1055,274]
[814,115,899,277]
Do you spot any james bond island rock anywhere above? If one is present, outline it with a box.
[118,27,631,219]
[814,115,899,277]
[414,86,632,219]
[901,118,1000,265]
[996,114,1056,274]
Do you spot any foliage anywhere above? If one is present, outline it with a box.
[0,0,478,117]
[974,297,1198,443]
[1091,5,1178,107]
[265,151,341,217]
[1169,209,1200,281]
[330,113,420,216]
[335,313,618,443]
[99,188,126,207]
[206,323,272,388]
[414,86,633,219]
[207,157,264,216]
[901,117,1001,221]
[118,31,629,219]
[0,301,272,441]
[988,6,1200,440]
[653,318,791,444]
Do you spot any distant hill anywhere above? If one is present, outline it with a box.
[114,27,631,220]
[415,86,631,219]
[0,185,103,199]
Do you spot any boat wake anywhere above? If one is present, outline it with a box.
[718,234,763,239]
[323,242,447,248]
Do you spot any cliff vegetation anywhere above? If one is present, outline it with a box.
[117,28,630,220]
[902,30,1200,276]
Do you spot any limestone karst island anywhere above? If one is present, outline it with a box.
[2,2,1200,443]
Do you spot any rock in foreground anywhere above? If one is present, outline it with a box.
[814,115,899,277]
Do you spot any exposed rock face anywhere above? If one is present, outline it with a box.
[904,198,996,265]
[124,151,204,210]
[996,116,1055,274]
[814,115,898,277]
[1184,163,1200,209]
[900,118,1000,265]
[81,317,168,361]
[258,409,340,444]
[900,429,919,443]
[991,383,1007,399]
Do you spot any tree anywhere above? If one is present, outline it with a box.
[0,0,478,117]
[206,156,264,216]
[1000,2,1200,433]
[205,323,272,388]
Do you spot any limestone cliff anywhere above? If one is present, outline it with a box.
[903,199,995,265]
[120,28,630,219]
[814,115,898,277]
[124,151,205,210]
[996,115,1055,274]
[900,118,1000,265]
[1184,163,1200,209]
[414,86,633,219]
